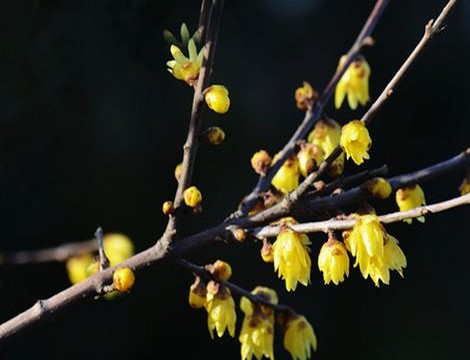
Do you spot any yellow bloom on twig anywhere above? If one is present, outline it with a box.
[282,314,318,360]
[317,238,350,285]
[205,281,237,339]
[395,184,426,224]
[340,120,372,165]
[239,287,278,360]
[335,55,370,110]
[272,226,311,291]
[271,154,301,194]
[344,214,385,279]
[166,39,203,86]
[344,215,407,287]
[307,118,344,177]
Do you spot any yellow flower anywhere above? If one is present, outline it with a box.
[204,85,231,114]
[271,154,301,194]
[113,267,135,292]
[162,200,174,215]
[183,185,202,208]
[364,234,407,287]
[317,238,349,285]
[340,120,371,165]
[103,233,134,267]
[283,314,318,360]
[344,214,385,279]
[363,177,392,199]
[307,118,344,177]
[166,39,203,86]
[335,55,370,110]
[395,184,426,224]
[383,235,407,277]
[458,175,470,195]
[345,215,407,287]
[294,81,318,111]
[297,143,324,177]
[239,287,278,360]
[205,282,237,339]
[65,254,93,284]
[272,227,311,291]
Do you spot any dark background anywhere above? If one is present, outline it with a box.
[0,0,469,359]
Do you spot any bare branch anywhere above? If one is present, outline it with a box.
[0,239,97,266]
[163,0,225,241]
[254,193,470,238]
[235,0,390,217]
[95,227,109,271]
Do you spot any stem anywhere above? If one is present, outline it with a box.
[254,193,470,238]
[163,0,224,242]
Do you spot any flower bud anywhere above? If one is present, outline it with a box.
[363,177,392,199]
[162,200,174,215]
[183,186,202,208]
[174,163,183,183]
[294,81,318,111]
[189,276,207,309]
[206,260,232,282]
[250,150,272,176]
[204,85,230,114]
[260,238,274,263]
[113,267,135,292]
[297,142,324,177]
[202,126,225,145]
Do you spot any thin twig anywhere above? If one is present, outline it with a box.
[95,227,109,271]
[0,239,97,266]
[177,259,294,313]
[163,0,224,242]
[234,0,390,217]
[254,193,470,238]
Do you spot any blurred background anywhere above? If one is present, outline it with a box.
[0,0,469,358]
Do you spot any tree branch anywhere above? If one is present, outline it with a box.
[163,0,224,242]
[234,0,390,217]
[254,193,470,238]
[0,0,461,347]
[0,239,97,266]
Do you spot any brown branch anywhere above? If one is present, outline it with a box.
[278,0,459,209]
[0,149,466,344]
[0,239,97,266]
[177,259,294,314]
[234,0,390,217]
[163,0,224,242]
[95,227,110,271]
[0,0,461,347]
[254,193,470,238]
